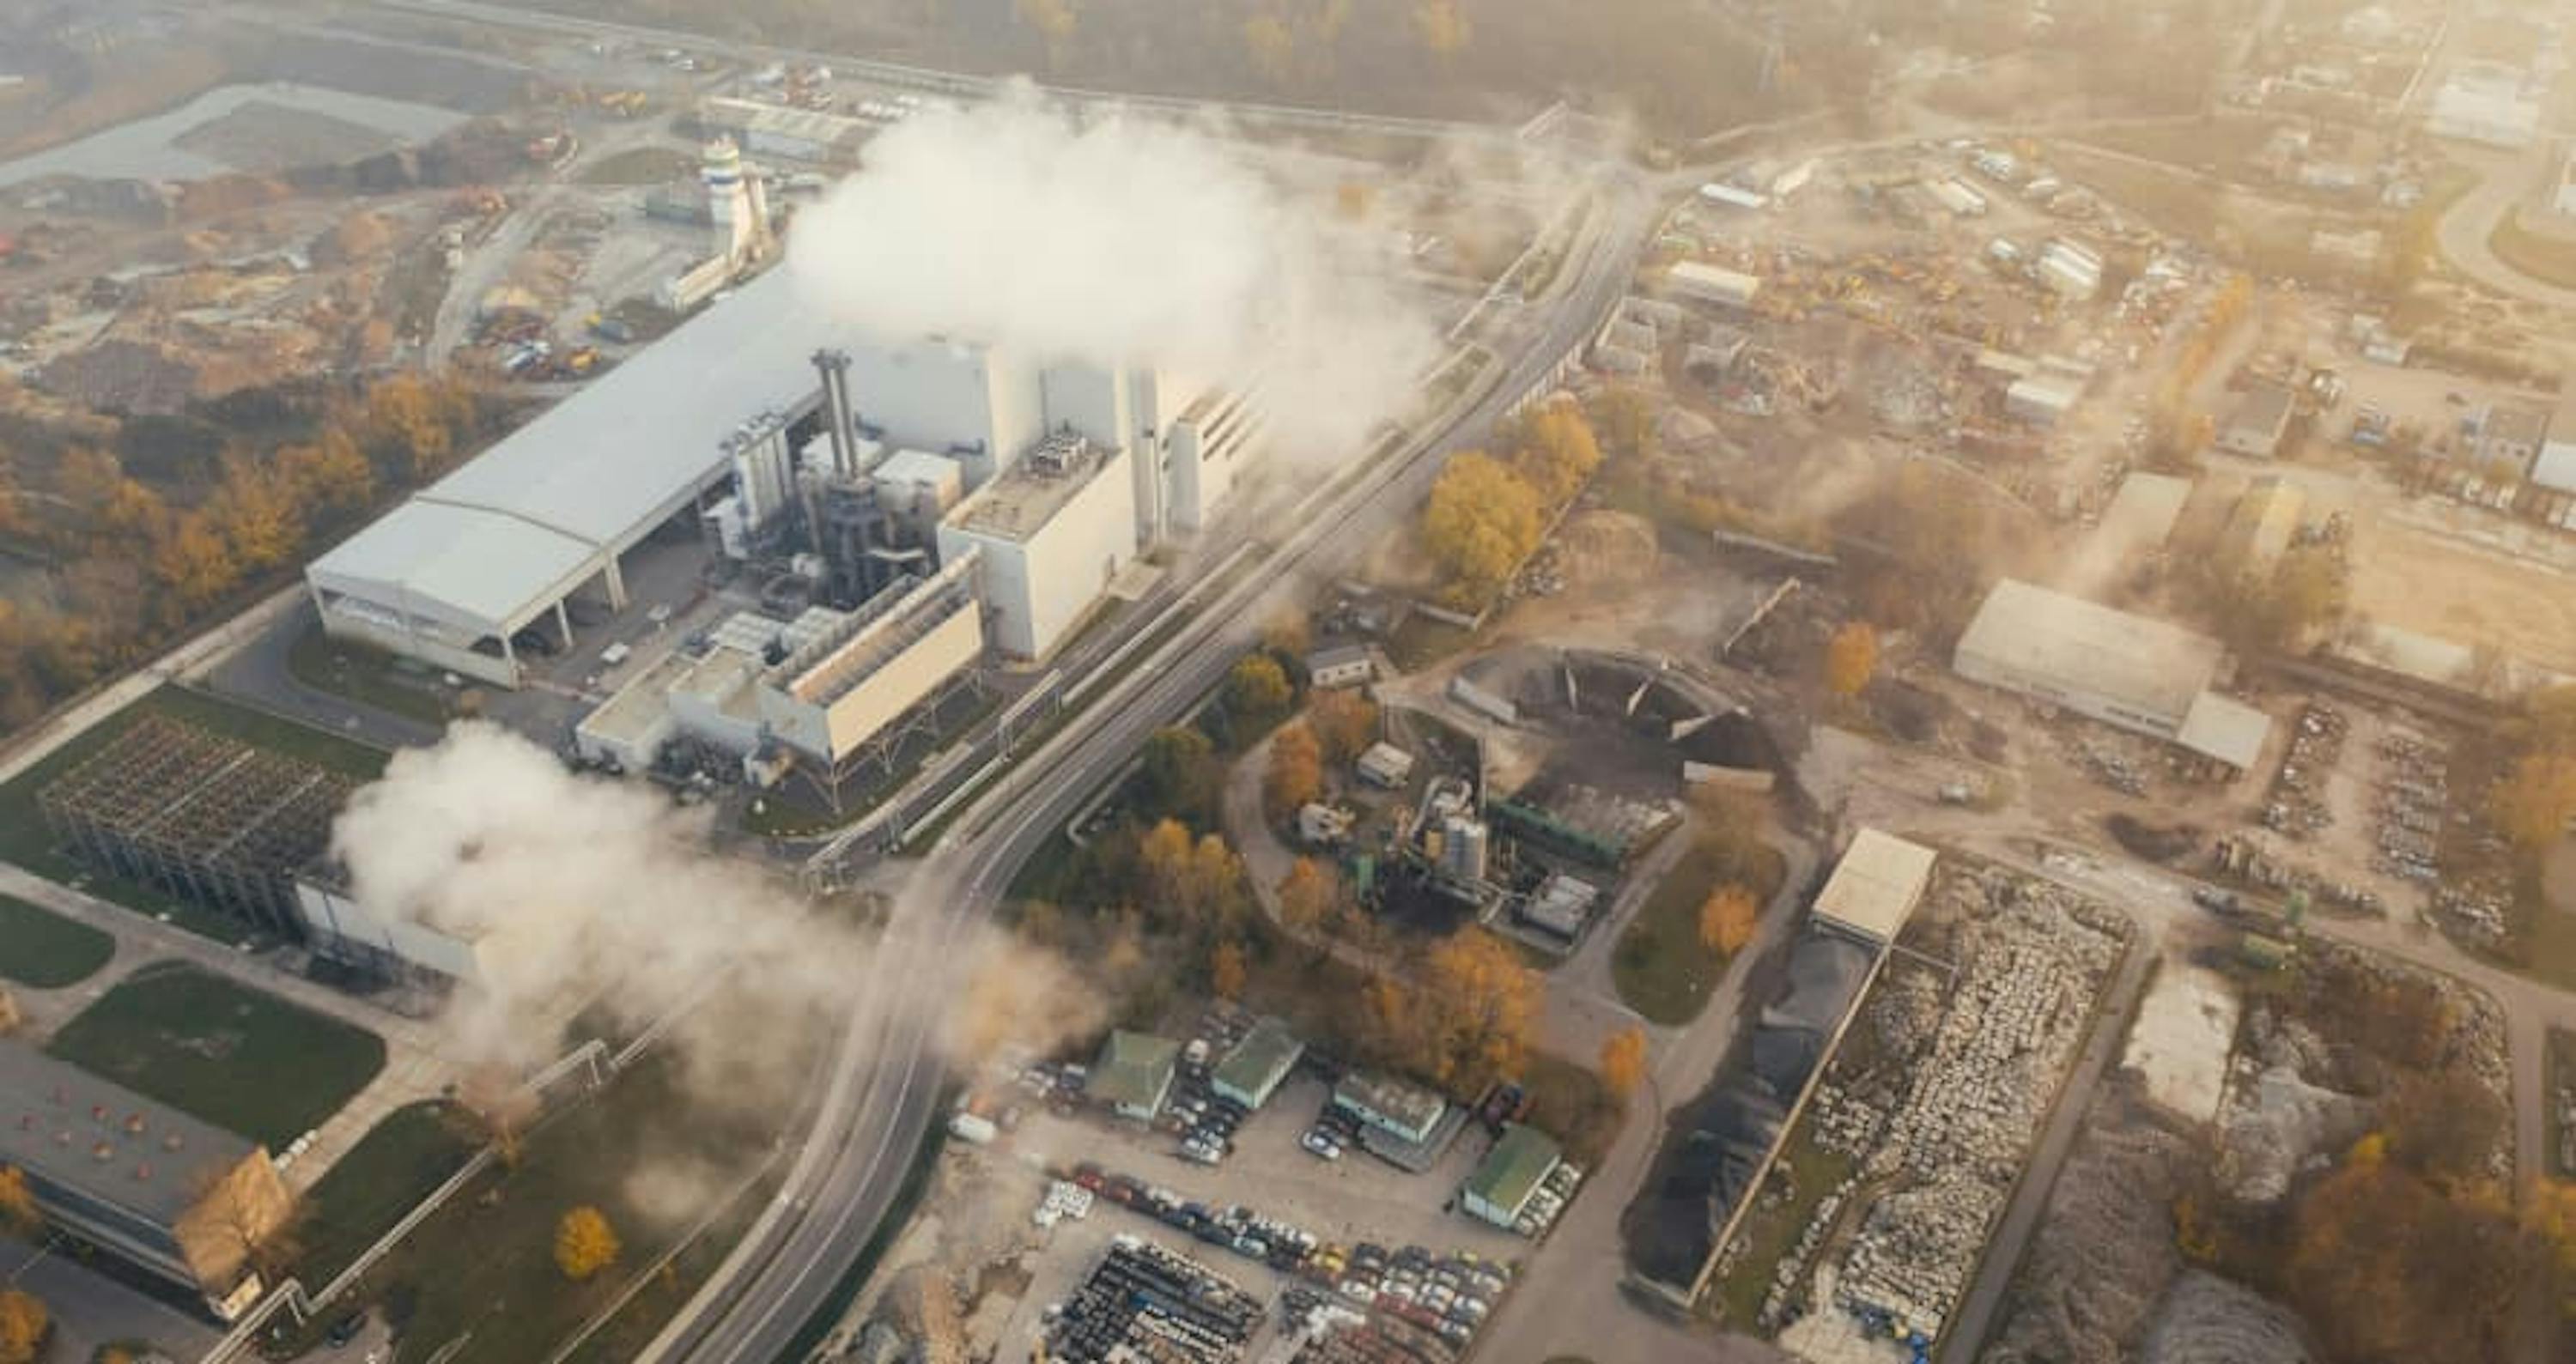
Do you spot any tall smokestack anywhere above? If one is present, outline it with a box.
[812,349,856,478]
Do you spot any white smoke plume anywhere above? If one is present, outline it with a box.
[787,84,1440,459]
[331,724,1110,1095]
[328,724,834,1075]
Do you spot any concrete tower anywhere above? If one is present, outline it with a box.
[702,137,773,270]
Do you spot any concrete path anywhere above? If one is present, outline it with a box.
[2435,146,2576,312]
[1480,831,1819,1364]
[0,862,461,1190]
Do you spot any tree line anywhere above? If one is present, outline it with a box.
[1418,400,1603,609]
[0,373,491,731]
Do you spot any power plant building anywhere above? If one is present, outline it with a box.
[0,1041,293,1319]
[937,433,1139,659]
[309,262,1266,688]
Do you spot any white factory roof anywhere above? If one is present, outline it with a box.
[1812,828,1935,945]
[1955,579,2224,724]
[2175,692,2273,772]
[312,268,850,630]
[2093,472,2192,556]
[313,497,598,627]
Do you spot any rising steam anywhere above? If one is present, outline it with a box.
[331,724,1107,1099]
[787,84,1439,458]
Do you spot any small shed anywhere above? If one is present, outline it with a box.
[1091,1031,1179,1121]
[1357,743,1416,789]
[1306,644,1376,690]
[1461,1125,1564,1229]
[1212,1018,1304,1110]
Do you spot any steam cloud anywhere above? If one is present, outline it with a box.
[331,724,1091,1102]
[788,85,1439,458]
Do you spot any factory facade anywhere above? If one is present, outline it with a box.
[0,1042,293,1320]
[308,266,1266,690]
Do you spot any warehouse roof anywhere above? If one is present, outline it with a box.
[1954,579,2225,726]
[1334,1070,1447,1134]
[0,1040,262,1227]
[2223,382,2297,446]
[1811,828,1935,945]
[311,267,849,630]
[1090,1031,1179,1113]
[1463,1124,1560,1214]
[2093,473,2191,556]
[1212,1018,1303,1100]
[2176,692,2273,772]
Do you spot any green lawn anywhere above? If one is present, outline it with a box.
[292,1101,482,1288]
[0,894,114,988]
[287,625,455,727]
[1611,835,1788,1026]
[1710,1130,1856,1330]
[46,962,387,1148]
[337,1040,817,1363]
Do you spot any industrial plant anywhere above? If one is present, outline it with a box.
[306,264,1268,793]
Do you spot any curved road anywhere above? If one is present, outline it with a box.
[639,168,1660,1364]
[2434,144,2576,312]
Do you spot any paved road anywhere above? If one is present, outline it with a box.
[1480,830,1820,1364]
[637,158,1658,1364]
[2433,144,2576,311]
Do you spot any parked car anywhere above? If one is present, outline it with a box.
[1301,1130,1343,1161]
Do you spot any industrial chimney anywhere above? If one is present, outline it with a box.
[812,349,857,478]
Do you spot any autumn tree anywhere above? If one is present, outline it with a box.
[553,1205,620,1282]
[1211,938,1249,999]
[1698,884,1759,956]
[1226,652,1294,720]
[0,1167,34,1238]
[1587,385,1656,462]
[1309,689,1379,765]
[1510,404,1602,506]
[1139,819,1248,933]
[1413,0,1469,58]
[0,1289,43,1364]
[1276,857,1343,939]
[1139,724,1219,821]
[1406,928,1542,1091]
[2285,1158,2525,1364]
[1242,13,1295,85]
[1014,0,1078,70]
[206,454,301,574]
[277,427,374,517]
[1824,621,1878,700]
[1266,722,1325,819]
[1599,1025,1648,1100]
[2490,751,2576,855]
[1420,452,1542,601]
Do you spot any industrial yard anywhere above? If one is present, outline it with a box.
[9,1,2576,1363]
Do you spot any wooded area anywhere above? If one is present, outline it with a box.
[0,373,494,732]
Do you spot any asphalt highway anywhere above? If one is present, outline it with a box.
[641,170,1658,1364]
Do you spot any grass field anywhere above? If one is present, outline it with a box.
[293,1101,482,1288]
[46,961,387,1147]
[343,1039,818,1363]
[1710,1128,1855,1330]
[0,894,115,987]
[1611,835,1787,1026]
[574,145,697,186]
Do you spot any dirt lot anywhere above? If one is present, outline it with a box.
[2346,513,2576,675]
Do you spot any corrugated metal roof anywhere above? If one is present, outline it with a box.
[1090,1031,1179,1112]
[2176,692,2273,771]
[1954,579,2224,727]
[313,266,860,629]
[1811,828,1935,944]
[1463,1124,1560,1212]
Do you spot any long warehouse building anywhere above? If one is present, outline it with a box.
[308,265,1266,688]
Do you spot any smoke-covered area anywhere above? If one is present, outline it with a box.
[330,724,832,1074]
[331,724,1105,1112]
[787,84,1438,459]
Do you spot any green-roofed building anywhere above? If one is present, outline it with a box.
[1461,1124,1563,1230]
[1212,1017,1304,1110]
[1091,1030,1180,1120]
